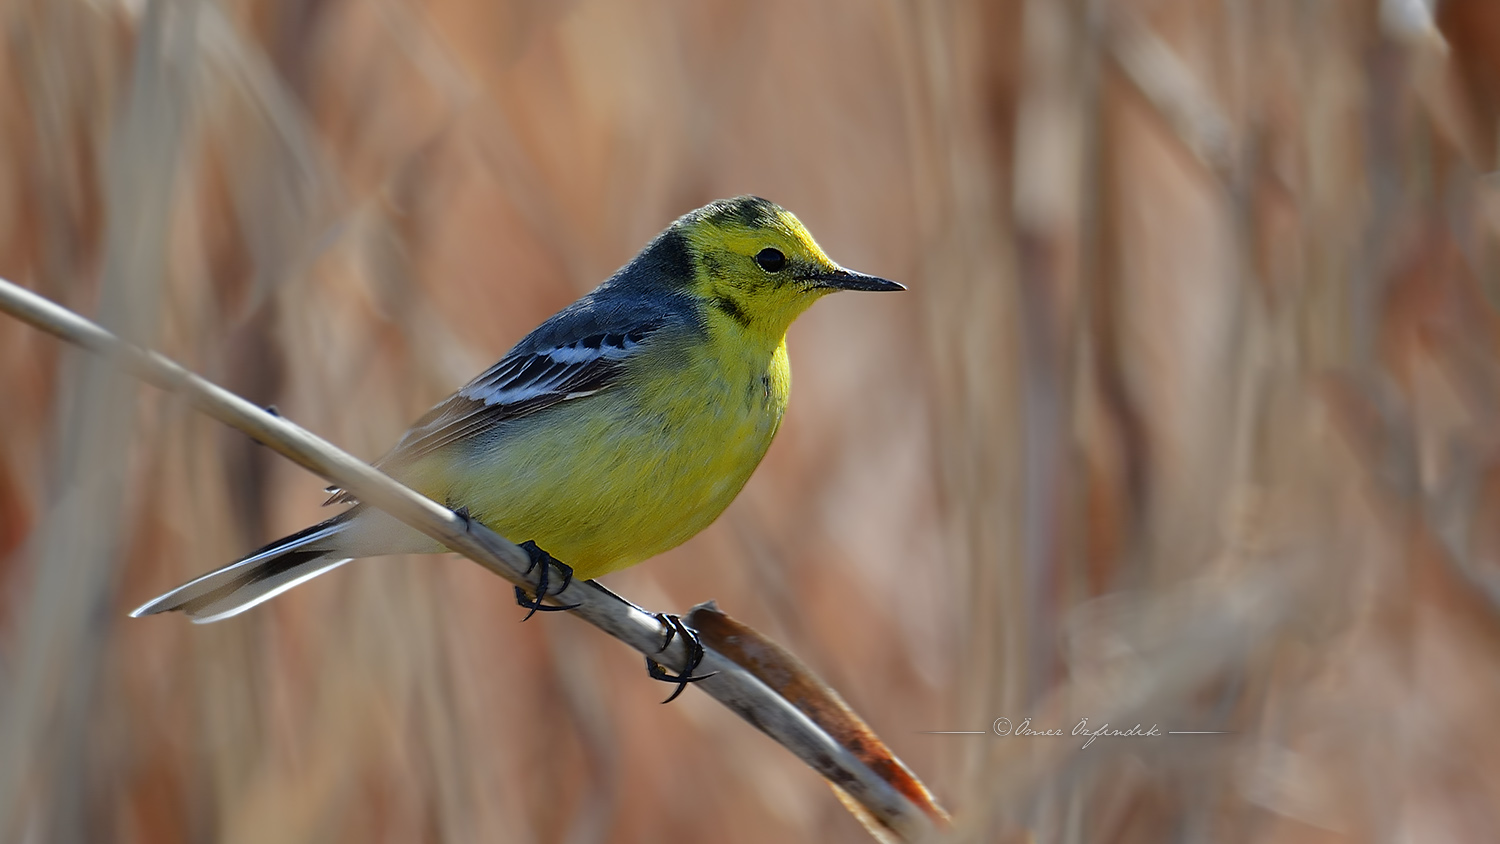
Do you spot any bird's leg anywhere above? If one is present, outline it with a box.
[514,540,580,620]
[584,582,715,703]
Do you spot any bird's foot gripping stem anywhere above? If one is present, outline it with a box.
[513,540,580,620]
[646,613,716,703]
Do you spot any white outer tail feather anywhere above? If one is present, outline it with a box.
[130,518,351,623]
[187,557,353,623]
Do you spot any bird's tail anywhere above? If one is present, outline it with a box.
[131,512,357,624]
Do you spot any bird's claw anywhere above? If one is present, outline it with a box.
[646,612,716,703]
[514,540,580,619]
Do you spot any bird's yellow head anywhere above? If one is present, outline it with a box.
[662,196,902,341]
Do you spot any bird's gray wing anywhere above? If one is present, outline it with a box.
[326,293,690,505]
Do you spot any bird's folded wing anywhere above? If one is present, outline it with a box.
[324,319,666,505]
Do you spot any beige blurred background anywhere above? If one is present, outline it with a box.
[3,0,1500,841]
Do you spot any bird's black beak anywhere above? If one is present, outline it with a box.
[807,268,905,292]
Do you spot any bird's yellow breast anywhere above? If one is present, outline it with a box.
[406,329,790,580]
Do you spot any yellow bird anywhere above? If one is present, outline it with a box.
[133,196,900,686]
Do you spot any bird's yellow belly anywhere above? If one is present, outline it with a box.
[407,343,789,580]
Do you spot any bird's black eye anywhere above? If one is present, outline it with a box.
[755,248,786,272]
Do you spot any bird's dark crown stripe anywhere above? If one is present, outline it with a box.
[698,195,780,229]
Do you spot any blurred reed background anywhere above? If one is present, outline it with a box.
[2,0,1499,841]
